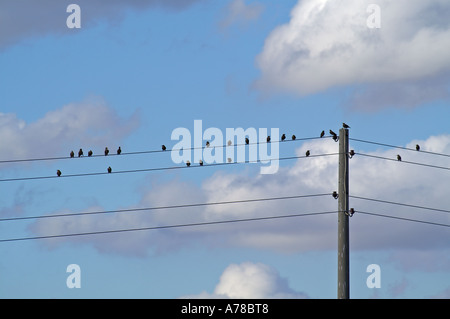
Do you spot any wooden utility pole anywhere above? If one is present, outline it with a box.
[337,127,350,299]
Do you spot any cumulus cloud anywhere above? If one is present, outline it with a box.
[182,262,308,299]
[254,0,450,109]
[0,97,140,162]
[27,133,450,261]
[219,0,264,29]
[0,0,201,50]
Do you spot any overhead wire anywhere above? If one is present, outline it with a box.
[0,211,338,243]
[1,130,450,242]
[0,152,341,183]
[350,195,450,214]
[355,210,450,228]
[0,135,332,165]
[0,193,332,222]
[354,152,450,171]
[349,137,450,158]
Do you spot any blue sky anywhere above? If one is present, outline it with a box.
[0,0,449,299]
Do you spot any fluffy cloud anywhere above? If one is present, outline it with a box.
[0,0,201,50]
[182,262,308,299]
[0,97,140,162]
[254,0,450,109]
[27,133,450,261]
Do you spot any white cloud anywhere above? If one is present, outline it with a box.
[219,0,264,29]
[254,0,450,109]
[182,261,308,299]
[0,96,140,162]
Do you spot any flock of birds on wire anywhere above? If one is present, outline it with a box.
[55,123,420,177]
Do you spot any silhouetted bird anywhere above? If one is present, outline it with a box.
[57,170,62,177]
[320,130,325,138]
[281,134,286,141]
[306,150,310,157]
[245,137,249,145]
[397,154,402,161]
[343,123,350,129]
[70,150,74,158]
[78,148,83,157]
[88,150,93,157]
[349,150,355,158]
[117,146,122,155]
[162,145,167,151]
[330,130,338,142]
[292,135,296,141]
[348,208,355,217]
[186,160,191,167]
[107,166,112,173]
[199,159,203,166]
[206,141,210,148]
[104,147,109,156]
[332,191,339,199]
[416,144,420,151]
[266,136,271,143]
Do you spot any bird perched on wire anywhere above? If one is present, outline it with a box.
[186,160,191,167]
[88,150,93,157]
[107,166,112,173]
[206,141,210,148]
[320,130,325,138]
[349,150,355,158]
[306,150,310,157]
[199,159,203,166]
[292,135,296,141]
[332,191,339,199]
[117,146,122,155]
[227,140,232,146]
[78,148,83,157]
[343,123,350,129]
[57,170,62,177]
[162,145,167,151]
[397,154,402,161]
[245,137,249,145]
[329,130,338,142]
[104,147,109,156]
[70,150,74,158]
[281,134,286,141]
[416,144,420,151]
[266,136,271,143]
[347,208,355,217]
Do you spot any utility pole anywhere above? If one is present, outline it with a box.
[337,127,350,299]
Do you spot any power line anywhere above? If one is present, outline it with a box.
[356,210,450,228]
[349,138,450,158]
[0,193,331,222]
[0,135,331,165]
[350,195,450,214]
[0,211,338,243]
[355,152,450,171]
[0,152,341,183]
